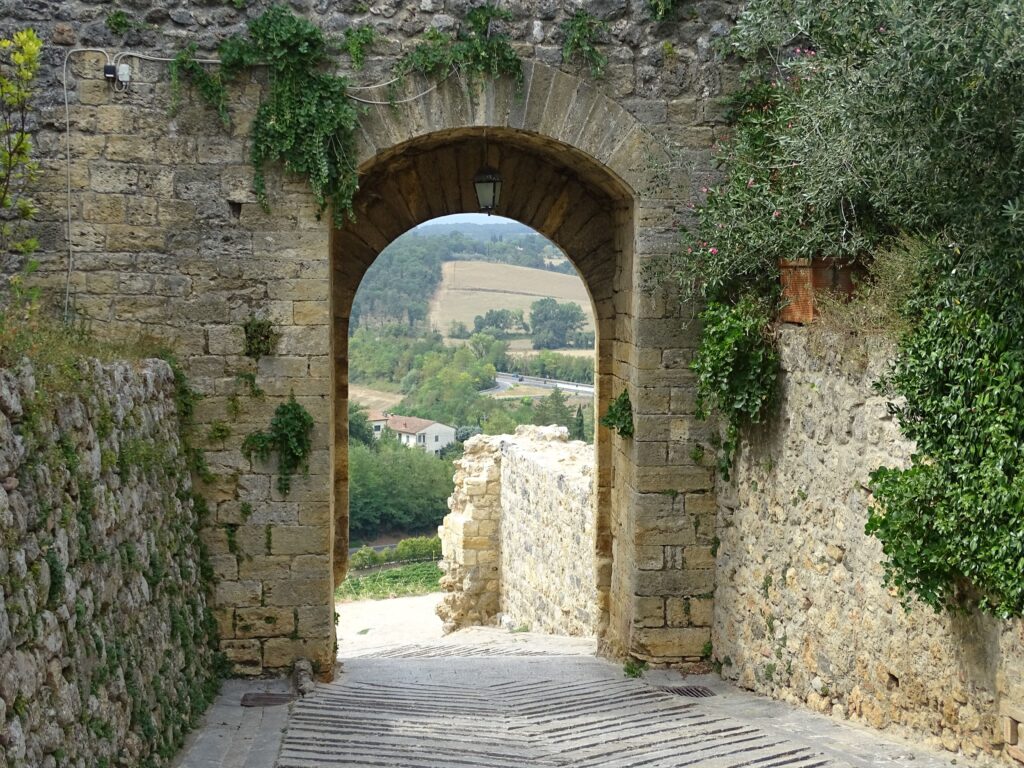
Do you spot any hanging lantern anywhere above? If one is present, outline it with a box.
[473,166,502,215]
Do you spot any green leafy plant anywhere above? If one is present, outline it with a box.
[707,0,1024,618]
[242,393,315,495]
[343,25,376,68]
[172,6,521,225]
[207,420,231,444]
[242,316,277,361]
[623,658,648,678]
[171,6,360,223]
[235,371,265,398]
[648,0,678,21]
[169,44,231,126]
[105,11,133,36]
[691,295,777,477]
[394,4,523,92]
[0,28,42,259]
[561,11,608,78]
[599,390,634,438]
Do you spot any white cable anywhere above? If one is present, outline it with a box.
[347,75,401,91]
[62,47,112,321]
[349,79,444,105]
[60,47,449,318]
[113,51,221,66]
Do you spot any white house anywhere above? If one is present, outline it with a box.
[367,411,457,456]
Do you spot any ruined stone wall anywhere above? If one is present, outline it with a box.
[713,327,1024,764]
[498,427,596,636]
[437,435,502,633]
[439,426,597,637]
[0,359,218,768]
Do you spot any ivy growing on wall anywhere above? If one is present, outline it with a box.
[560,11,608,78]
[242,393,315,495]
[666,0,1024,617]
[599,390,634,438]
[394,4,523,91]
[172,4,522,225]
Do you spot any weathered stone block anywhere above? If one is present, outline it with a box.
[271,525,329,556]
[635,569,714,597]
[234,607,296,639]
[634,627,711,658]
[263,578,332,607]
[215,580,262,608]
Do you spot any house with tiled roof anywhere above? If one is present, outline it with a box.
[367,411,456,456]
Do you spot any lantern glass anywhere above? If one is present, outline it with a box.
[473,166,502,214]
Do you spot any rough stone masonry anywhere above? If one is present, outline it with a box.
[439,426,600,638]
[714,328,1024,765]
[5,0,740,675]
[0,359,219,768]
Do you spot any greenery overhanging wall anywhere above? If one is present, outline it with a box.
[172,4,523,226]
[669,0,1024,617]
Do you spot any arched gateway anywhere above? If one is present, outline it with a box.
[34,51,719,678]
[329,65,717,667]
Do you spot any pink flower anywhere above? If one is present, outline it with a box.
[747,177,755,188]
[708,247,719,255]
[773,210,781,218]
[700,186,708,193]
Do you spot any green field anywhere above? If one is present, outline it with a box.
[335,562,443,601]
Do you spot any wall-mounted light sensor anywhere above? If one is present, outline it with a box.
[103,64,116,81]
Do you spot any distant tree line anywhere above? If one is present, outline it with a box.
[452,298,595,352]
[350,325,595,440]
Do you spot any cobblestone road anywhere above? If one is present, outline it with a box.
[176,626,981,768]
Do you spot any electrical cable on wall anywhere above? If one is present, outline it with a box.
[60,48,456,319]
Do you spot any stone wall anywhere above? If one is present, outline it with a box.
[0,359,219,768]
[499,427,597,635]
[437,434,502,632]
[713,327,1024,764]
[438,426,597,637]
[4,0,740,669]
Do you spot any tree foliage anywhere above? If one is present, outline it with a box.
[348,401,375,447]
[348,440,454,539]
[673,0,1024,615]
[0,28,42,259]
[530,298,588,349]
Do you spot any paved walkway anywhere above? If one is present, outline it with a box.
[176,595,982,768]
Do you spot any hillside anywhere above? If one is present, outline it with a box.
[428,261,594,338]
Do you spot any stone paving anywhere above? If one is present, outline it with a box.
[175,622,982,768]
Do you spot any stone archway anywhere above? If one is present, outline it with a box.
[328,65,714,661]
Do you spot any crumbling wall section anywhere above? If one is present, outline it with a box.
[438,426,598,637]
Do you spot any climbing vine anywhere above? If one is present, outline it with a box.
[242,393,315,495]
[242,315,277,361]
[394,4,523,91]
[560,11,608,78]
[343,25,376,69]
[172,5,522,225]
[690,295,777,478]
